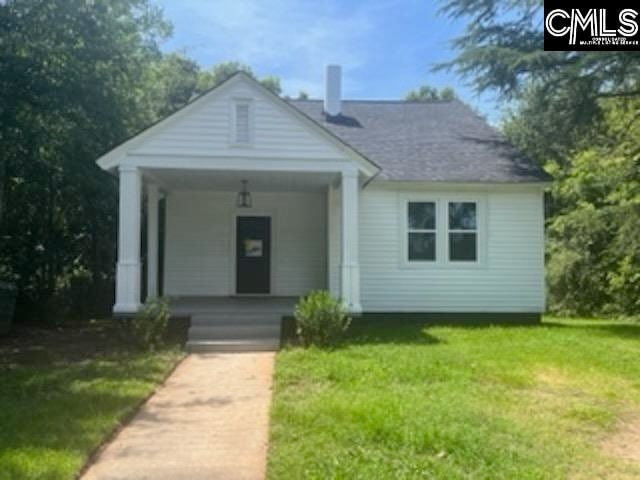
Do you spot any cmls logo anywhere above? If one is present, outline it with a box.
[544,5,640,51]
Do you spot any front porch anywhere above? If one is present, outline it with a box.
[113,163,364,320]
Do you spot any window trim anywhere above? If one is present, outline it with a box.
[399,194,486,269]
[447,201,479,263]
[406,201,437,263]
[230,98,254,146]
[401,197,442,267]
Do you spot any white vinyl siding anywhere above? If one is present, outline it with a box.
[164,191,327,296]
[359,185,545,312]
[129,81,347,160]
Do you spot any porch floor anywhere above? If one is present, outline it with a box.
[169,296,297,352]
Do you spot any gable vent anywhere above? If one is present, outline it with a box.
[234,102,251,144]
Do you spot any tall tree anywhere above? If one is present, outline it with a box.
[546,98,640,316]
[146,53,201,118]
[0,0,171,320]
[439,0,640,152]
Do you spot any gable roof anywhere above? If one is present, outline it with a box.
[95,72,380,176]
[288,99,550,183]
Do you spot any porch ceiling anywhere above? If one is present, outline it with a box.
[145,168,339,193]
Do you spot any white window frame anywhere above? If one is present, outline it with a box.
[405,200,438,263]
[447,200,479,263]
[399,193,486,268]
[230,98,254,146]
[400,197,442,267]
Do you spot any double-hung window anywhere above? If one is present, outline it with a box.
[407,202,436,261]
[448,202,477,261]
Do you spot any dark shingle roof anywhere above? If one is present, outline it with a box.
[288,99,549,183]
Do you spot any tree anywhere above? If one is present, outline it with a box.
[146,53,201,118]
[0,0,172,320]
[546,98,640,316]
[439,0,640,139]
[196,61,282,95]
[297,91,310,100]
[406,85,457,101]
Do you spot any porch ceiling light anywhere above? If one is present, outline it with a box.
[236,180,252,208]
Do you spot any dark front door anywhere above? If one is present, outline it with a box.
[236,216,271,294]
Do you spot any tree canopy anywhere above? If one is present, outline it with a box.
[406,85,456,101]
[196,61,282,95]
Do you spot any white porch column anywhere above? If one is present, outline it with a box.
[146,183,159,299]
[114,166,142,314]
[340,169,362,313]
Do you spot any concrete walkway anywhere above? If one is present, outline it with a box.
[82,353,275,480]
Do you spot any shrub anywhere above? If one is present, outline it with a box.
[129,297,170,351]
[294,290,351,347]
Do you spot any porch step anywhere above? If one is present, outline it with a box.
[187,309,284,351]
[186,338,279,353]
[188,324,280,340]
[190,313,282,326]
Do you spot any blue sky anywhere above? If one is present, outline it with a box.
[153,0,500,121]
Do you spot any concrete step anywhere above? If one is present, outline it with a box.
[188,324,280,340]
[186,339,280,353]
[190,313,282,326]
[181,302,295,313]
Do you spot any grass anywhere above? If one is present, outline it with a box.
[268,317,640,479]
[0,321,184,480]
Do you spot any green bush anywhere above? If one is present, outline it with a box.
[294,290,351,347]
[129,297,170,351]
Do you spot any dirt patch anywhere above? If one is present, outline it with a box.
[0,321,124,368]
[535,366,573,387]
[602,416,640,462]
[0,319,188,369]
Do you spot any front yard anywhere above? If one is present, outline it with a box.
[268,317,640,479]
[0,322,184,480]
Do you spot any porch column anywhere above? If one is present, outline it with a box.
[146,183,159,299]
[340,169,362,313]
[114,166,142,314]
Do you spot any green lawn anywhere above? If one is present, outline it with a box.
[268,317,640,479]
[0,322,184,480]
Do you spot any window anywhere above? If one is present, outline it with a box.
[233,101,252,144]
[448,202,477,261]
[407,202,436,261]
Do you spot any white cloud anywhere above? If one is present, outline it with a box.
[158,0,384,97]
